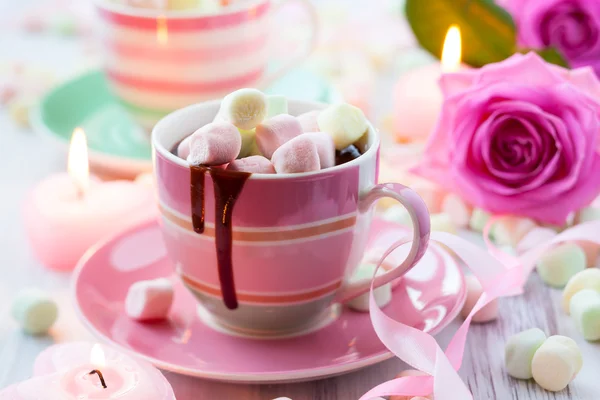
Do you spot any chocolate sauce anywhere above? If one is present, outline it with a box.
[179,135,363,310]
[335,144,362,165]
[190,165,250,310]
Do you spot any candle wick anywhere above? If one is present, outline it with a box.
[88,369,108,389]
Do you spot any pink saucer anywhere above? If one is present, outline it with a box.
[72,218,466,383]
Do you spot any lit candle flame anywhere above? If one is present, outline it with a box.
[91,344,106,368]
[441,25,462,73]
[157,15,168,45]
[68,128,90,197]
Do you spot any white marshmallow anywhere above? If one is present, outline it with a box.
[317,103,368,150]
[469,208,491,233]
[536,243,586,288]
[531,335,582,392]
[441,194,472,229]
[345,263,392,312]
[430,213,457,234]
[221,88,268,130]
[574,206,600,224]
[125,278,174,321]
[297,110,320,133]
[504,328,547,379]
[381,205,413,228]
[569,289,600,341]
[11,289,58,335]
[562,269,600,313]
[266,95,288,117]
[492,216,537,248]
[460,275,498,323]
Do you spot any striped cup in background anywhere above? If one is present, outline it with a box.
[94,0,318,129]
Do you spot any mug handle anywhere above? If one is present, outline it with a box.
[257,0,319,88]
[336,183,431,303]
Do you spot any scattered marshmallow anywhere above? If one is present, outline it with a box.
[125,278,174,321]
[505,328,547,379]
[536,243,586,288]
[430,213,456,234]
[297,110,321,133]
[531,335,582,392]
[11,289,58,335]
[317,103,368,150]
[562,269,600,313]
[345,263,392,312]
[441,194,472,229]
[8,96,33,128]
[266,95,288,117]
[221,88,268,130]
[574,206,600,224]
[227,156,275,174]
[492,216,537,248]
[469,208,491,233]
[575,240,600,268]
[271,135,321,174]
[517,227,558,254]
[569,289,600,341]
[381,205,413,228]
[460,275,499,323]
[255,114,303,158]
[187,122,241,166]
[302,132,336,169]
[177,135,192,159]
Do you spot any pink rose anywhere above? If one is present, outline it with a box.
[501,0,600,75]
[412,53,600,224]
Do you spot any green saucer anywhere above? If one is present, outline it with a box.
[32,69,340,178]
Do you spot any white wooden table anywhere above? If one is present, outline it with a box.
[1,1,599,398]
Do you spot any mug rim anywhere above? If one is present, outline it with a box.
[93,0,268,18]
[152,99,380,181]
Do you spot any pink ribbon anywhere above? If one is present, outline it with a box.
[361,220,600,400]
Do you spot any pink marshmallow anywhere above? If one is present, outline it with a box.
[187,122,241,166]
[271,135,320,174]
[125,278,174,321]
[177,135,191,159]
[255,114,303,158]
[441,193,472,229]
[575,240,600,268]
[297,110,321,132]
[302,132,336,168]
[460,275,498,323]
[227,156,276,174]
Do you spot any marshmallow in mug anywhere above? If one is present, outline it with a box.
[531,335,582,392]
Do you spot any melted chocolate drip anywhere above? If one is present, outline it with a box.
[190,166,250,310]
[335,145,362,165]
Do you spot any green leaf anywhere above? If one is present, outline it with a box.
[527,47,570,68]
[405,0,517,67]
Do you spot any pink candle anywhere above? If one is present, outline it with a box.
[24,129,157,271]
[393,26,465,143]
[0,342,175,399]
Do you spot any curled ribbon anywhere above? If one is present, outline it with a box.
[361,220,600,400]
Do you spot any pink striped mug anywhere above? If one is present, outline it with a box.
[152,99,431,336]
[94,0,318,129]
